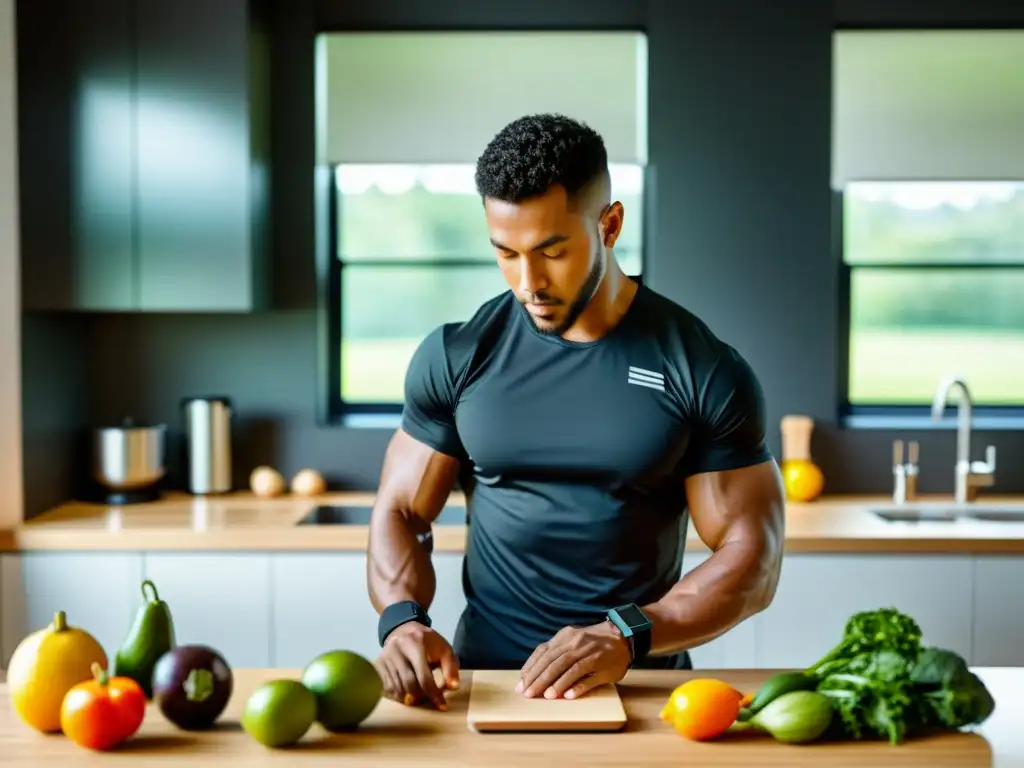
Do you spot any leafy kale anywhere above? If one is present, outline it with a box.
[815,649,916,744]
[803,608,997,746]
[805,607,923,680]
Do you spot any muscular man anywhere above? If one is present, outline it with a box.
[367,113,785,710]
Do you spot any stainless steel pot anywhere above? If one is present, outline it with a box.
[93,419,167,491]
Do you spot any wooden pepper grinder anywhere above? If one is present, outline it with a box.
[779,414,825,502]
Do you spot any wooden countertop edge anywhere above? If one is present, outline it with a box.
[3,492,1024,554]
[4,527,1024,554]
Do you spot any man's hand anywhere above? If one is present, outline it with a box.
[515,622,631,701]
[374,622,460,710]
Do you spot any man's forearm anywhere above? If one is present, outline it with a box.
[641,528,782,656]
[367,505,437,615]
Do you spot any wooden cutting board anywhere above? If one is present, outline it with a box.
[466,670,628,733]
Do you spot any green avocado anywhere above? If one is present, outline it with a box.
[113,579,177,699]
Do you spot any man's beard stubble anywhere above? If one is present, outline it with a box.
[527,246,605,337]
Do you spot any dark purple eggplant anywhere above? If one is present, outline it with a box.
[152,644,233,730]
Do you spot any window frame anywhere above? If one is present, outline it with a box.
[321,164,651,425]
[322,170,501,424]
[835,188,1024,429]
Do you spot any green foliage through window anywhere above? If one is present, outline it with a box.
[336,164,645,404]
[844,182,1024,407]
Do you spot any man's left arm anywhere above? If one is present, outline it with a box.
[517,346,785,699]
[642,458,785,656]
[642,345,785,654]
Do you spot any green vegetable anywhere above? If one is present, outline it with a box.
[747,690,834,744]
[815,649,915,744]
[746,671,818,715]
[805,607,923,680]
[909,647,996,728]
[803,607,997,746]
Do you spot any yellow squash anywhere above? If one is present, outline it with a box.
[7,610,108,733]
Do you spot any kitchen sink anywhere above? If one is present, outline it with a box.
[965,509,1024,523]
[871,506,960,523]
[296,504,467,555]
[296,504,467,526]
[870,504,1024,523]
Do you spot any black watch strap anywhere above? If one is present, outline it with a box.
[630,622,652,662]
[607,603,653,666]
[378,600,431,647]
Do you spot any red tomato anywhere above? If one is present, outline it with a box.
[60,662,146,750]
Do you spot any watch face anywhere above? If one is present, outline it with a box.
[616,604,649,629]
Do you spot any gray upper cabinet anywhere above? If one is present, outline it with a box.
[134,0,270,311]
[18,0,136,311]
[18,0,270,313]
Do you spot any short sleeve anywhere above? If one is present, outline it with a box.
[681,346,774,477]
[400,325,467,461]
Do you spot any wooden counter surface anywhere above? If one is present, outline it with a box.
[5,492,1024,554]
[0,667,1019,766]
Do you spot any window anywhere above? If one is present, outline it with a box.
[327,163,646,416]
[842,181,1024,412]
[833,30,1024,420]
[315,30,648,421]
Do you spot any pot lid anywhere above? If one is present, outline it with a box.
[96,417,167,431]
[181,395,233,406]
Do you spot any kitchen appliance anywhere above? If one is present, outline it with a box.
[92,419,167,504]
[182,396,233,495]
[466,670,627,732]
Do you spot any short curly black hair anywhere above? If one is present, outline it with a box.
[474,113,609,205]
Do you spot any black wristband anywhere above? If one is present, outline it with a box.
[607,603,653,666]
[378,600,431,647]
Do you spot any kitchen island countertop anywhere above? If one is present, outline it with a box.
[0,667,1018,766]
[4,491,1024,553]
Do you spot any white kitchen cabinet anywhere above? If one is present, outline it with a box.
[754,554,974,669]
[142,553,272,668]
[422,553,468,648]
[1,548,1014,675]
[0,553,144,668]
[270,552,467,668]
[270,553,382,666]
[0,555,13,668]
[680,550,757,670]
[972,555,1024,666]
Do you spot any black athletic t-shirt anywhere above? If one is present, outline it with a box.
[400,283,773,668]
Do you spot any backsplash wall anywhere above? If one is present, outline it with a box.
[83,310,394,493]
[78,310,1024,503]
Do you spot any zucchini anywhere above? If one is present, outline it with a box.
[747,671,818,714]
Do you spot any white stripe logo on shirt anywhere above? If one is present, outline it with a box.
[627,366,665,392]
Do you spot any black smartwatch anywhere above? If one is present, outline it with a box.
[378,600,431,647]
[607,603,653,665]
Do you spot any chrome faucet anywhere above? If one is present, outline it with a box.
[892,439,919,503]
[931,375,996,503]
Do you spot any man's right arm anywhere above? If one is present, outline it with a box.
[365,325,467,709]
[367,323,467,614]
[366,428,461,614]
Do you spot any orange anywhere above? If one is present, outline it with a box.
[781,459,825,502]
[659,678,743,741]
[7,611,108,733]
